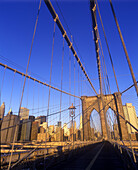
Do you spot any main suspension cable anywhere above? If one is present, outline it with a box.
[44,0,98,96]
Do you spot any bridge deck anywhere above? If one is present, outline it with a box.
[47,141,131,170]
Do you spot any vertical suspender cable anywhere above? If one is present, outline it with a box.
[98,31,111,94]
[18,0,42,115]
[69,41,71,124]
[9,71,16,110]
[26,77,30,109]
[78,64,81,125]
[8,1,42,169]
[38,82,40,114]
[44,0,98,96]
[47,22,56,125]
[109,0,138,96]
[60,37,64,121]
[95,0,120,93]
[33,80,35,114]
[0,67,6,106]
[42,84,44,115]
[19,74,23,110]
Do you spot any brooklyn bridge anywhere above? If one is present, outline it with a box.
[0,0,138,169]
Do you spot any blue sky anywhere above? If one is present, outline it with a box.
[0,0,138,128]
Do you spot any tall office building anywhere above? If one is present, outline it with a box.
[31,121,39,141]
[0,102,5,119]
[20,119,31,141]
[1,113,20,143]
[123,103,138,133]
[19,107,29,120]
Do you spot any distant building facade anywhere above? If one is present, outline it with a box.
[31,121,39,141]
[36,116,46,126]
[40,122,48,131]
[19,107,29,120]
[123,103,138,133]
[79,115,82,130]
[0,102,5,119]
[20,119,31,141]
[1,113,20,143]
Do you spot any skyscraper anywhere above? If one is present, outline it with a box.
[123,103,138,133]
[31,121,39,141]
[1,113,20,143]
[19,107,29,120]
[20,119,31,141]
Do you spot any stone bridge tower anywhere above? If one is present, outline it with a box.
[81,92,129,141]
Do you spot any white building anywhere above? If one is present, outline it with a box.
[123,103,138,133]
[79,115,82,130]
[63,123,70,137]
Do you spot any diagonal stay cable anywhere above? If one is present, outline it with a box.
[109,0,138,96]
[8,1,42,169]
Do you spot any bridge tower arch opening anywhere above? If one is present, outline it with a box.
[81,93,129,141]
[89,109,102,141]
[106,108,120,141]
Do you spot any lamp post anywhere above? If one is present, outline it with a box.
[68,103,76,148]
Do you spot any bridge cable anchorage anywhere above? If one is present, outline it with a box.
[95,0,120,93]
[44,0,98,96]
[0,62,80,99]
[109,0,138,97]
[7,1,42,169]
